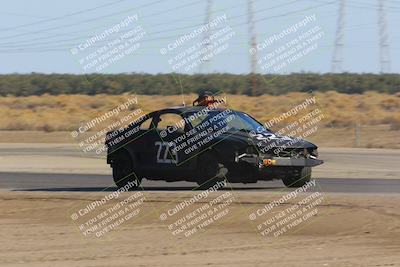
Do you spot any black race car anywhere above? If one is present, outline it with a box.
[105,98,323,190]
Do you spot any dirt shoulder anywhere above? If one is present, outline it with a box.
[0,143,399,179]
[1,127,399,148]
[0,191,398,267]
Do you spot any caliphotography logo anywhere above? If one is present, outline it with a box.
[0,0,399,267]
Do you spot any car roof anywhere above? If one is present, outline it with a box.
[158,106,234,113]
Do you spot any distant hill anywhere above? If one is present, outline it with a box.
[0,73,399,96]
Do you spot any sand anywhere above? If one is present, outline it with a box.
[0,191,399,267]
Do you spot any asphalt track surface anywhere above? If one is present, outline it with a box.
[0,172,399,194]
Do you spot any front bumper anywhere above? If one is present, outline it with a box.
[263,157,323,167]
[237,154,324,168]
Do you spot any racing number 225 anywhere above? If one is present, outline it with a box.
[155,141,178,164]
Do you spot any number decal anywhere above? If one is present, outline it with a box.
[155,141,178,164]
[249,132,292,141]
[250,132,280,140]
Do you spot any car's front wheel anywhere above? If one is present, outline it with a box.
[112,150,142,190]
[282,167,312,188]
[196,153,227,190]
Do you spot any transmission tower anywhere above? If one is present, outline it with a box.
[378,0,391,73]
[199,0,213,73]
[331,0,345,73]
[248,0,257,96]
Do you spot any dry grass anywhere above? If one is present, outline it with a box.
[1,125,398,148]
[0,91,399,148]
[1,91,399,130]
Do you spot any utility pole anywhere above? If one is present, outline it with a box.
[332,0,345,73]
[354,121,361,148]
[248,0,257,96]
[378,0,391,73]
[199,0,213,73]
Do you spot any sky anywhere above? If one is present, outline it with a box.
[0,0,399,74]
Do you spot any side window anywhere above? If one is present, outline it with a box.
[139,116,153,130]
[226,114,244,130]
[156,113,185,131]
[190,113,208,128]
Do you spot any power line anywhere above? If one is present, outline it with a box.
[0,0,335,53]
[0,0,131,32]
[346,0,400,10]
[0,0,300,49]
[0,0,171,41]
[0,0,251,47]
[0,0,345,54]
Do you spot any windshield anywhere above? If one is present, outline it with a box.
[186,110,271,133]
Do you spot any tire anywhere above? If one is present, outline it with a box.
[196,153,227,190]
[282,167,312,188]
[112,150,142,190]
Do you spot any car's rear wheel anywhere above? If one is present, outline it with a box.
[282,167,312,188]
[112,150,142,190]
[196,153,227,190]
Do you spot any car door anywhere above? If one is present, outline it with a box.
[150,110,195,178]
[127,112,159,171]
